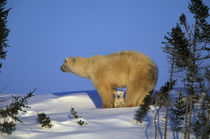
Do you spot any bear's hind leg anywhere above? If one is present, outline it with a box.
[136,86,153,106]
[122,71,150,107]
[123,85,144,107]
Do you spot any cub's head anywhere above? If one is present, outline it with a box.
[60,57,76,73]
[113,90,125,99]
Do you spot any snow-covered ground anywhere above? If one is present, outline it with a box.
[1,90,187,139]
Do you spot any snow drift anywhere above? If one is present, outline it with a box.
[0,90,187,139]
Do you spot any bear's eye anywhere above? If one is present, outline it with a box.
[72,58,76,63]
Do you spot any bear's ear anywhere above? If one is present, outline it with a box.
[121,91,125,95]
[113,91,117,95]
[72,58,76,63]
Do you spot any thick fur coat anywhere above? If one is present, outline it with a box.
[61,50,158,108]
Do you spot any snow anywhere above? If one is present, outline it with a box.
[0,90,188,139]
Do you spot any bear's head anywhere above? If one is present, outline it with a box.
[60,57,76,73]
[113,90,125,99]
[60,57,89,78]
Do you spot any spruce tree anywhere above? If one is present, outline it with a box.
[0,90,35,135]
[70,107,87,126]
[135,90,153,123]
[193,94,210,138]
[0,0,10,71]
[179,1,209,138]
[70,107,81,119]
[37,113,53,128]
[169,89,186,132]
[162,0,209,138]
[162,21,189,139]
[162,23,190,69]
[153,81,176,139]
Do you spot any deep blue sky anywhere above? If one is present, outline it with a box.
[1,0,209,94]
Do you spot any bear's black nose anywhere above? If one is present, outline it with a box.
[60,65,64,72]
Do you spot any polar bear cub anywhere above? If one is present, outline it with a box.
[113,90,125,108]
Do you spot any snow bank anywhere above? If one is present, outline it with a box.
[1,90,187,139]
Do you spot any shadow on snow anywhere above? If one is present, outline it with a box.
[52,90,102,108]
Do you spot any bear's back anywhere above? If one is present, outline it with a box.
[107,51,153,65]
[107,50,140,57]
[89,51,156,69]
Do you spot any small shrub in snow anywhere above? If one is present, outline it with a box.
[0,90,35,135]
[169,89,186,132]
[0,121,16,135]
[70,107,81,119]
[77,119,87,126]
[37,113,53,128]
[70,107,87,126]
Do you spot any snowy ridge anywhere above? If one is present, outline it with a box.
[0,90,188,139]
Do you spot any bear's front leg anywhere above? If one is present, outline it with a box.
[92,81,114,108]
[99,86,114,108]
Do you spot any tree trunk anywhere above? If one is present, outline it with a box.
[183,19,192,139]
[187,19,198,139]
[155,107,161,139]
[164,56,174,139]
[184,75,190,139]
[187,90,193,139]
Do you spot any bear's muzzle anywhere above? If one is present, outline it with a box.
[60,65,65,72]
[60,65,73,73]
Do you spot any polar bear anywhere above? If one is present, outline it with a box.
[60,50,158,108]
[113,90,125,108]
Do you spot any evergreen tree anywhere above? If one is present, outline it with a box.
[162,0,209,138]
[0,90,35,135]
[70,107,87,126]
[179,1,209,138]
[135,90,153,123]
[37,113,53,128]
[169,89,186,132]
[162,23,190,69]
[70,107,81,119]
[153,81,176,139]
[193,94,210,139]
[162,19,190,139]
[188,0,210,44]
[0,0,10,71]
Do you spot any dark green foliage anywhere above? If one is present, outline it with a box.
[162,23,190,68]
[70,107,87,126]
[188,0,209,43]
[161,0,209,138]
[0,0,10,70]
[70,107,81,119]
[135,90,153,123]
[193,95,210,138]
[0,90,34,123]
[180,14,187,25]
[162,14,184,138]
[0,121,16,135]
[193,121,202,137]
[154,81,176,106]
[153,81,176,139]
[0,90,35,135]
[37,113,53,128]
[169,90,186,132]
[77,120,87,126]
[179,1,209,138]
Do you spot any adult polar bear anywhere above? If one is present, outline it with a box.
[60,51,158,108]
